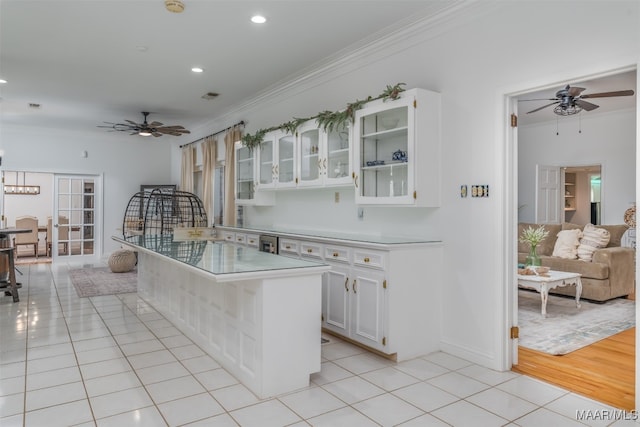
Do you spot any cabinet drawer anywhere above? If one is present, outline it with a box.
[221,231,235,242]
[280,239,300,256]
[353,249,386,270]
[234,234,246,244]
[246,233,260,248]
[324,245,351,264]
[300,242,323,259]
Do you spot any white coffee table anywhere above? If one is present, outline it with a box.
[517,270,582,318]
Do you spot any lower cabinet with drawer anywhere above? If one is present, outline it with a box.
[213,226,442,361]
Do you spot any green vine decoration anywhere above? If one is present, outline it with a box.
[241,83,406,149]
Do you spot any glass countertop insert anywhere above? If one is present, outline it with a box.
[119,235,325,275]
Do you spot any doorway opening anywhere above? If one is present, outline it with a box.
[508,67,637,410]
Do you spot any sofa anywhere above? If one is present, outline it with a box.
[518,222,635,302]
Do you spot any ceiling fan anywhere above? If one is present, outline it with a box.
[98,112,191,137]
[521,85,635,116]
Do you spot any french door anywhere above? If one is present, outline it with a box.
[53,174,101,261]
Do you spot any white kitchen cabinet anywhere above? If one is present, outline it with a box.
[235,141,274,206]
[277,131,297,188]
[323,262,350,336]
[257,133,277,189]
[214,225,442,361]
[353,88,441,206]
[297,121,352,188]
[349,267,386,351]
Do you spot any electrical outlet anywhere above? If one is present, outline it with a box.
[471,185,489,197]
[335,192,339,203]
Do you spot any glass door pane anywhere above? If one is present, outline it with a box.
[359,106,409,198]
[326,123,350,181]
[278,134,295,185]
[236,145,254,200]
[259,139,273,185]
[299,129,320,183]
[54,175,99,260]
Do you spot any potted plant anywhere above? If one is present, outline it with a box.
[519,225,549,267]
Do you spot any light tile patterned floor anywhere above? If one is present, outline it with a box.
[0,262,634,426]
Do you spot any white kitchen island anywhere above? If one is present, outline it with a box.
[113,235,330,398]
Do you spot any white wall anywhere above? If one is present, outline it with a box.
[1,125,175,255]
[173,1,639,370]
[518,109,636,225]
[3,171,53,227]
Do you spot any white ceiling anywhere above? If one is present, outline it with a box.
[516,70,636,126]
[0,0,453,140]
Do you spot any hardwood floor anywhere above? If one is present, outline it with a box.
[513,327,635,410]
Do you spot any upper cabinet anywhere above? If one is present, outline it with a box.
[235,141,274,206]
[353,88,441,206]
[297,120,352,188]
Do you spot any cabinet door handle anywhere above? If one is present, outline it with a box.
[285,245,291,249]
[344,277,349,292]
[354,174,359,189]
[332,252,339,257]
[352,279,357,294]
[307,248,313,253]
[363,257,370,263]
[323,158,327,169]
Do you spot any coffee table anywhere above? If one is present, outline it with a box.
[517,270,582,318]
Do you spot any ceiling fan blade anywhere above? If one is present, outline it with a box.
[519,98,558,102]
[526,102,559,114]
[158,125,186,129]
[124,119,139,125]
[580,89,635,99]
[148,121,164,127]
[567,86,586,97]
[574,99,599,111]
[152,132,163,137]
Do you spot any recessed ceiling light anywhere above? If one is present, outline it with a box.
[191,67,204,73]
[0,79,7,84]
[251,15,266,24]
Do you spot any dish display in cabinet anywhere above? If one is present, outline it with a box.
[353,88,441,206]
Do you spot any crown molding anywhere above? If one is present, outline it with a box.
[196,0,495,133]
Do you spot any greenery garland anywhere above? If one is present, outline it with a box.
[241,83,406,151]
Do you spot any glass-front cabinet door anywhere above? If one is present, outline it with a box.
[353,88,441,206]
[325,122,352,186]
[257,133,276,189]
[277,132,296,188]
[235,142,254,202]
[297,122,321,187]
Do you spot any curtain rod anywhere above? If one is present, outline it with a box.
[179,120,245,148]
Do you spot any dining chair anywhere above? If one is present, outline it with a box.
[13,216,39,258]
[46,216,70,256]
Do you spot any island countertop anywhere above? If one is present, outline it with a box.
[113,234,329,282]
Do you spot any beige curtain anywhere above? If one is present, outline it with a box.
[223,125,242,226]
[180,145,196,193]
[201,136,217,225]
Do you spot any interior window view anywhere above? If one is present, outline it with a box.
[0,1,637,426]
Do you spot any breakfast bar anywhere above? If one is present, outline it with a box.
[113,235,330,398]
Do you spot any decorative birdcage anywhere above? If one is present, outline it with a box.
[122,188,207,238]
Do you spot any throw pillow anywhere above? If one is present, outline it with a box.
[577,223,610,262]
[552,229,582,259]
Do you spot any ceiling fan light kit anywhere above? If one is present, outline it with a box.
[98,112,191,138]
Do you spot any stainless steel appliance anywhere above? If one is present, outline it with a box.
[259,234,279,254]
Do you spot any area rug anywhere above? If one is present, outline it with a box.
[69,267,137,298]
[518,289,635,355]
